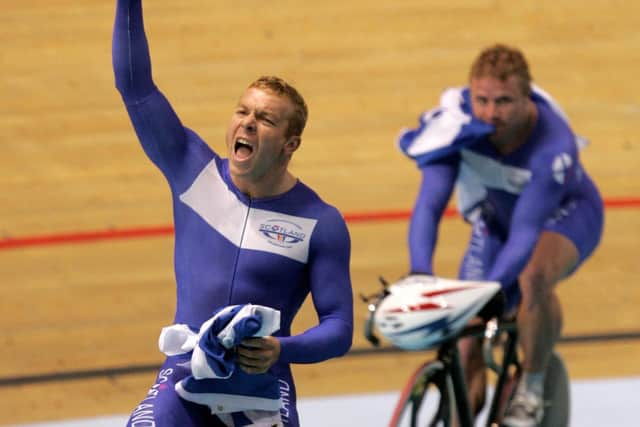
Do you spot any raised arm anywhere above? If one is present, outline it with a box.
[112,0,188,178]
[112,0,155,101]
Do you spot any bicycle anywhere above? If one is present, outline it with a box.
[361,274,569,427]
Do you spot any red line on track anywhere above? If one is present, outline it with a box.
[0,225,175,250]
[1,197,639,251]
[344,206,459,223]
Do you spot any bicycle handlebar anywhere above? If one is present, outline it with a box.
[361,276,390,347]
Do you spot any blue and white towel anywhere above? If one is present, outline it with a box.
[397,87,494,167]
[397,86,588,222]
[158,304,282,423]
[398,85,588,167]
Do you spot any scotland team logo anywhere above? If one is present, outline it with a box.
[259,219,306,248]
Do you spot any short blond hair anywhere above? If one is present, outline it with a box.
[248,76,308,138]
[469,44,532,96]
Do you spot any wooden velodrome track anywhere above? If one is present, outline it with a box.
[2,0,639,424]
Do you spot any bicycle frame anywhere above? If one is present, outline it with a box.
[432,321,519,427]
[381,320,519,427]
[484,322,519,425]
[436,337,475,427]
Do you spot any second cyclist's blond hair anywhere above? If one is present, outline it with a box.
[469,44,532,96]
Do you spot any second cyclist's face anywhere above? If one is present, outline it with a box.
[470,75,531,147]
[225,87,297,182]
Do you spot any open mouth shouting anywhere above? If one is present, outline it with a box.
[234,137,254,161]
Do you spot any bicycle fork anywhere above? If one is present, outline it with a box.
[439,342,475,427]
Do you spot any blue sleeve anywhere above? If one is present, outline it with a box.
[278,208,353,363]
[112,0,189,182]
[487,151,575,294]
[408,157,459,274]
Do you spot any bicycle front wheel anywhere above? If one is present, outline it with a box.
[389,359,456,427]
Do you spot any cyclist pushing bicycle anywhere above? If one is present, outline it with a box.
[391,44,604,426]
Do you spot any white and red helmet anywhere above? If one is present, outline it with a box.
[374,275,500,350]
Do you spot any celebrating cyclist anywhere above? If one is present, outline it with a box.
[112,1,354,425]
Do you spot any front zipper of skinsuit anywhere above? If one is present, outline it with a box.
[226,197,252,305]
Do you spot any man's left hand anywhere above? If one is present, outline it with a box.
[237,336,281,374]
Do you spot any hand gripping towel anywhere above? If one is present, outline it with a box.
[157,304,283,418]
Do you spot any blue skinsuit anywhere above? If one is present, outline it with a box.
[400,87,604,310]
[112,1,353,425]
